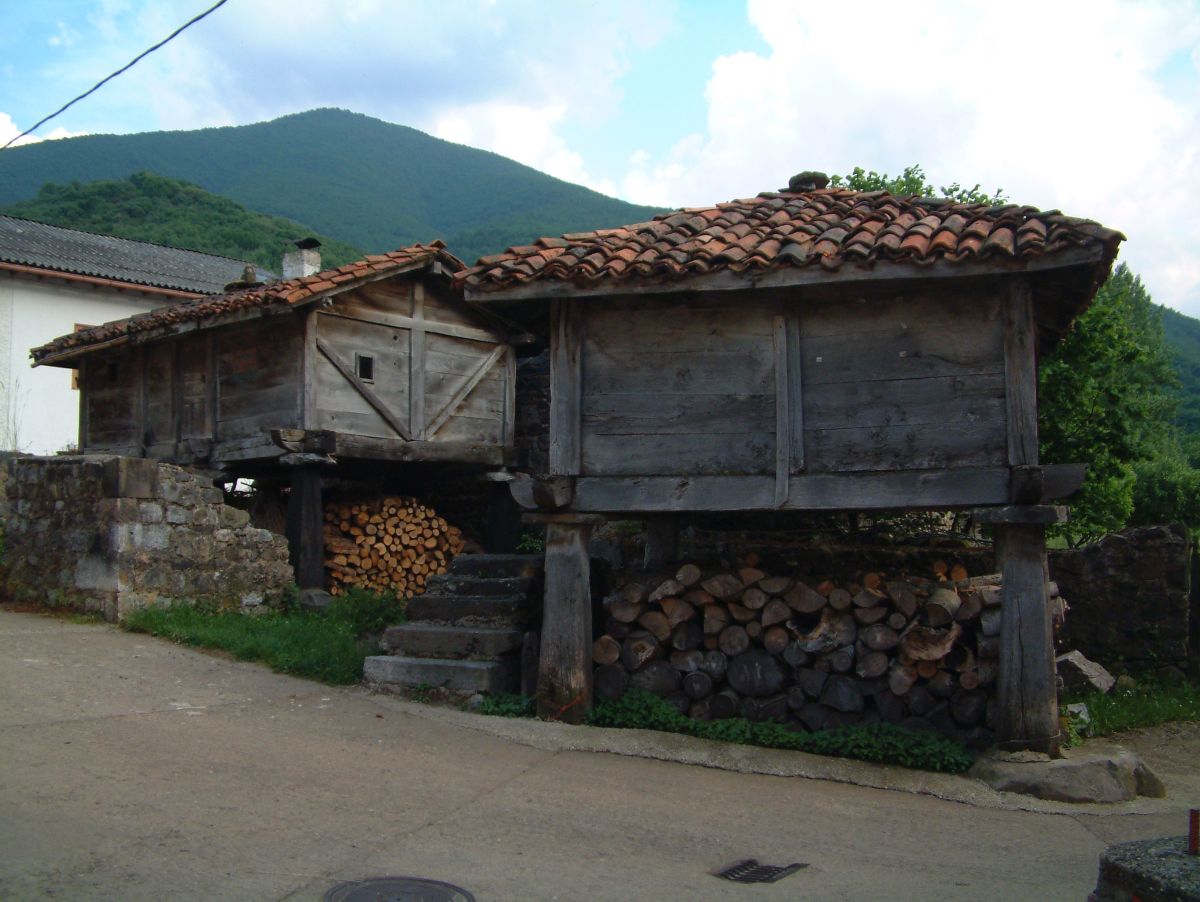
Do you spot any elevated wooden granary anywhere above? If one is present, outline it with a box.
[460,171,1124,752]
[33,242,523,594]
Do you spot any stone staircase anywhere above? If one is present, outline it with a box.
[363,554,543,694]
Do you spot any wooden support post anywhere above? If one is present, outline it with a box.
[643,516,679,570]
[285,463,326,593]
[535,514,602,723]
[975,505,1065,755]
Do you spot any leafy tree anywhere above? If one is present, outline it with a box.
[1038,265,1183,543]
[829,164,1005,205]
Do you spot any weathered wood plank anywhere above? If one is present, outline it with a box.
[316,337,413,441]
[563,467,1018,512]
[774,315,790,507]
[786,313,803,472]
[301,309,317,431]
[584,346,774,396]
[585,300,774,351]
[77,358,89,450]
[285,464,325,591]
[580,393,774,435]
[410,282,426,440]
[503,345,516,447]
[995,524,1059,754]
[143,343,174,448]
[581,432,774,477]
[1004,279,1039,466]
[804,415,1007,473]
[331,433,509,465]
[537,519,595,723]
[550,298,583,475]
[426,344,507,439]
[802,373,1006,430]
[423,410,503,446]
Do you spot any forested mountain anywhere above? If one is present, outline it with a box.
[1161,306,1200,436]
[0,108,666,264]
[4,172,364,275]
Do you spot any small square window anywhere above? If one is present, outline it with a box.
[355,353,375,382]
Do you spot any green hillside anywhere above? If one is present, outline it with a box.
[1160,305,1200,435]
[4,172,364,275]
[0,108,666,264]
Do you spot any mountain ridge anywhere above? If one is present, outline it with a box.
[0,108,666,264]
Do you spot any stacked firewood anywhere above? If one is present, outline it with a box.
[322,496,465,597]
[593,556,1062,742]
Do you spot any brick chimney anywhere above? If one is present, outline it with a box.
[282,238,321,279]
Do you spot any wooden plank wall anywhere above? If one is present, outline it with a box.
[315,280,511,447]
[83,353,140,450]
[215,319,304,441]
[580,297,776,476]
[574,286,1008,480]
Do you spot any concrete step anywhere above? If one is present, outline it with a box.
[423,574,537,597]
[447,553,544,580]
[363,655,519,693]
[406,593,532,627]
[381,623,524,660]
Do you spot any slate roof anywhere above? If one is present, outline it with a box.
[0,215,271,294]
[459,186,1124,294]
[32,242,464,364]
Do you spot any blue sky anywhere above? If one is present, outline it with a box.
[2,0,1199,315]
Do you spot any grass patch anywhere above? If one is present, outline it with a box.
[474,688,973,773]
[1065,680,1200,736]
[122,588,405,685]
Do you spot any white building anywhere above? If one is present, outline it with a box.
[0,216,266,453]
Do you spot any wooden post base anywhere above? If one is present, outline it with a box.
[285,463,326,592]
[981,508,1063,756]
[534,515,600,723]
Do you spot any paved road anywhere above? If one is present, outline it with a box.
[0,608,1193,901]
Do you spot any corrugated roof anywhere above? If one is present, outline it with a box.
[0,214,272,294]
[32,242,464,364]
[459,186,1124,294]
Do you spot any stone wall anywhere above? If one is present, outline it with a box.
[3,455,293,620]
[1051,524,1194,673]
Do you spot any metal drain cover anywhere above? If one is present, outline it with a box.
[323,876,475,902]
[715,859,808,884]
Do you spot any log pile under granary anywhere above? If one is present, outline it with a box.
[322,496,465,597]
[594,556,1064,745]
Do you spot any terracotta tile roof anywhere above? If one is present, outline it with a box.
[1,214,271,294]
[459,187,1123,294]
[32,242,463,364]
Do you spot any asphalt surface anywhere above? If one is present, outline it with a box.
[1,607,1196,901]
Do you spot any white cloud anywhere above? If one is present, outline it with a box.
[47,21,82,48]
[617,0,1200,314]
[0,112,87,148]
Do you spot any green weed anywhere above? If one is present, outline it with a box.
[1064,680,1200,736]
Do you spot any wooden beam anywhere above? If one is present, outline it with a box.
[316,336,414,442]
[773,315,790,508]
[285,463,326,591]
[77,357,89,450]
[1004,279,1039,467]
[330,433,510,465]
[995,523,1060,755]
[409,282,426,440]
[319,308,502,345]
[549,298,584,476]
[537,518,595,723]
[503,346,516,448]
[425,344,506,439]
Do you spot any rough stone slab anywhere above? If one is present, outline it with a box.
[423,575,537,597]
[381,624,524,660]
[447,553,544,579]
[970,745,1166,804]
[406,593,532,627]
[1093,836,1200,902]
[1057,649,1116,695]
[363,655,519,693]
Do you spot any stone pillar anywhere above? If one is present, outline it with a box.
[975,505,1066,755]
[533,513,603,723]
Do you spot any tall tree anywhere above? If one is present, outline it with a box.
[829,164,1005,205]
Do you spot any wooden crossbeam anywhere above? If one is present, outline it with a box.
[425,344,507,439]
[315,337,413,442]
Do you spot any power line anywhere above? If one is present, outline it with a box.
[2,0,231,151]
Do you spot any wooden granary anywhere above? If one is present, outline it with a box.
[460,172,1124,752]
[32,242,523,593]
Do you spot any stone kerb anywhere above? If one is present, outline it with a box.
[3,455,292,620]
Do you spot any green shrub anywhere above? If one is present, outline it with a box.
[324,587,406,636]
[477,693,536,718]
[586,689,974,773]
